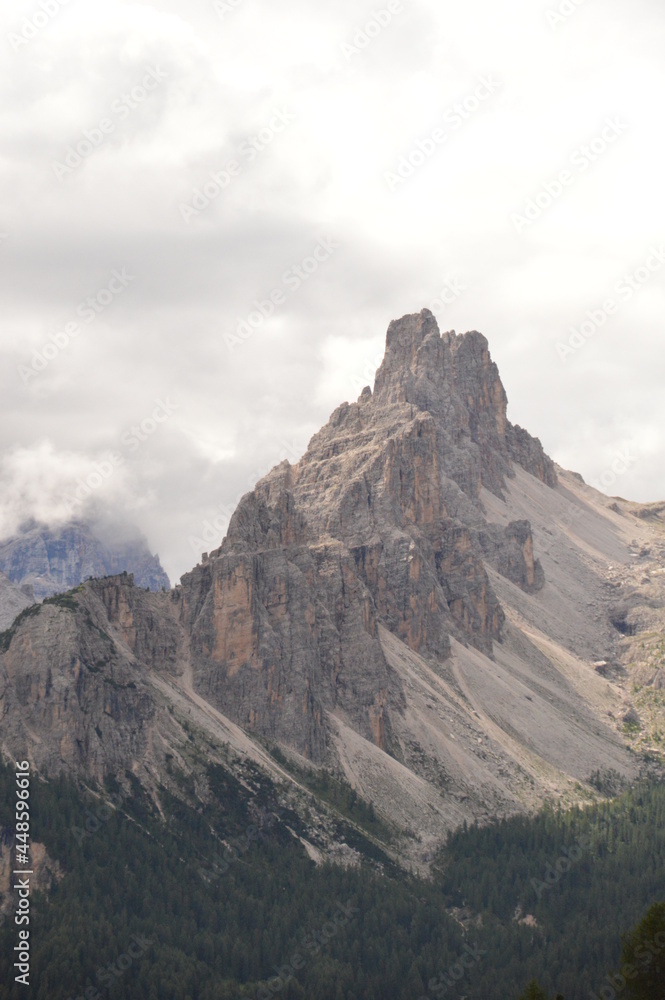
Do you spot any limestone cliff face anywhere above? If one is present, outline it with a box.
[178,311,553,760]
[1,309,648,861]
[0,312,556,773]
[179,481,402,760]
[0,571,32,630]
[373,315,556,497]
[92,573,180,673]
[0,579,168,780]
[479,520,545,593]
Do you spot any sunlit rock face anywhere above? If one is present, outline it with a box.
[179,310,554,759]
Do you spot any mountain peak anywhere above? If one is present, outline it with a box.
[6,309,623,867]
[368,311,554,495]
[373,308,445,403]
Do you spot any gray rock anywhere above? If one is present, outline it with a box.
[0,518,170,599]
[479,520,546,593]
[0,578,159,780]
[8,311,626,859]
[0,571,33,630]
[178,311,553,759]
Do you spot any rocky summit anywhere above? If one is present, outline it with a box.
[179,310,555,761]
[1,309,664,868]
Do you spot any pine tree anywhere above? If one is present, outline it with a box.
[619,901,665,1000]
[517,980,550,1000]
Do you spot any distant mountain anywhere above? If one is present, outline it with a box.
[0,570,32,630]
[0,518,170,600]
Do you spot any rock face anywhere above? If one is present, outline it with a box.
[0,838,63,923]
[0,519,170,599]
[179,311,554,759]
[0,571,33,630]
[478,521,545,593]
[0,575,181,780]
[1,309,655,867]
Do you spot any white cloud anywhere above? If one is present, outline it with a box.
[0,440,134,537]
[0,0,664,580]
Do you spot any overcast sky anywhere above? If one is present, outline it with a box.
[1,0,664,584]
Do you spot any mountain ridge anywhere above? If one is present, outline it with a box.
[1,309,663,871]
[0,571,32,630]
[0,517,170,599]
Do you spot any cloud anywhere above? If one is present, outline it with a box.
[0,0,664,581]
[0,440,134,537]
